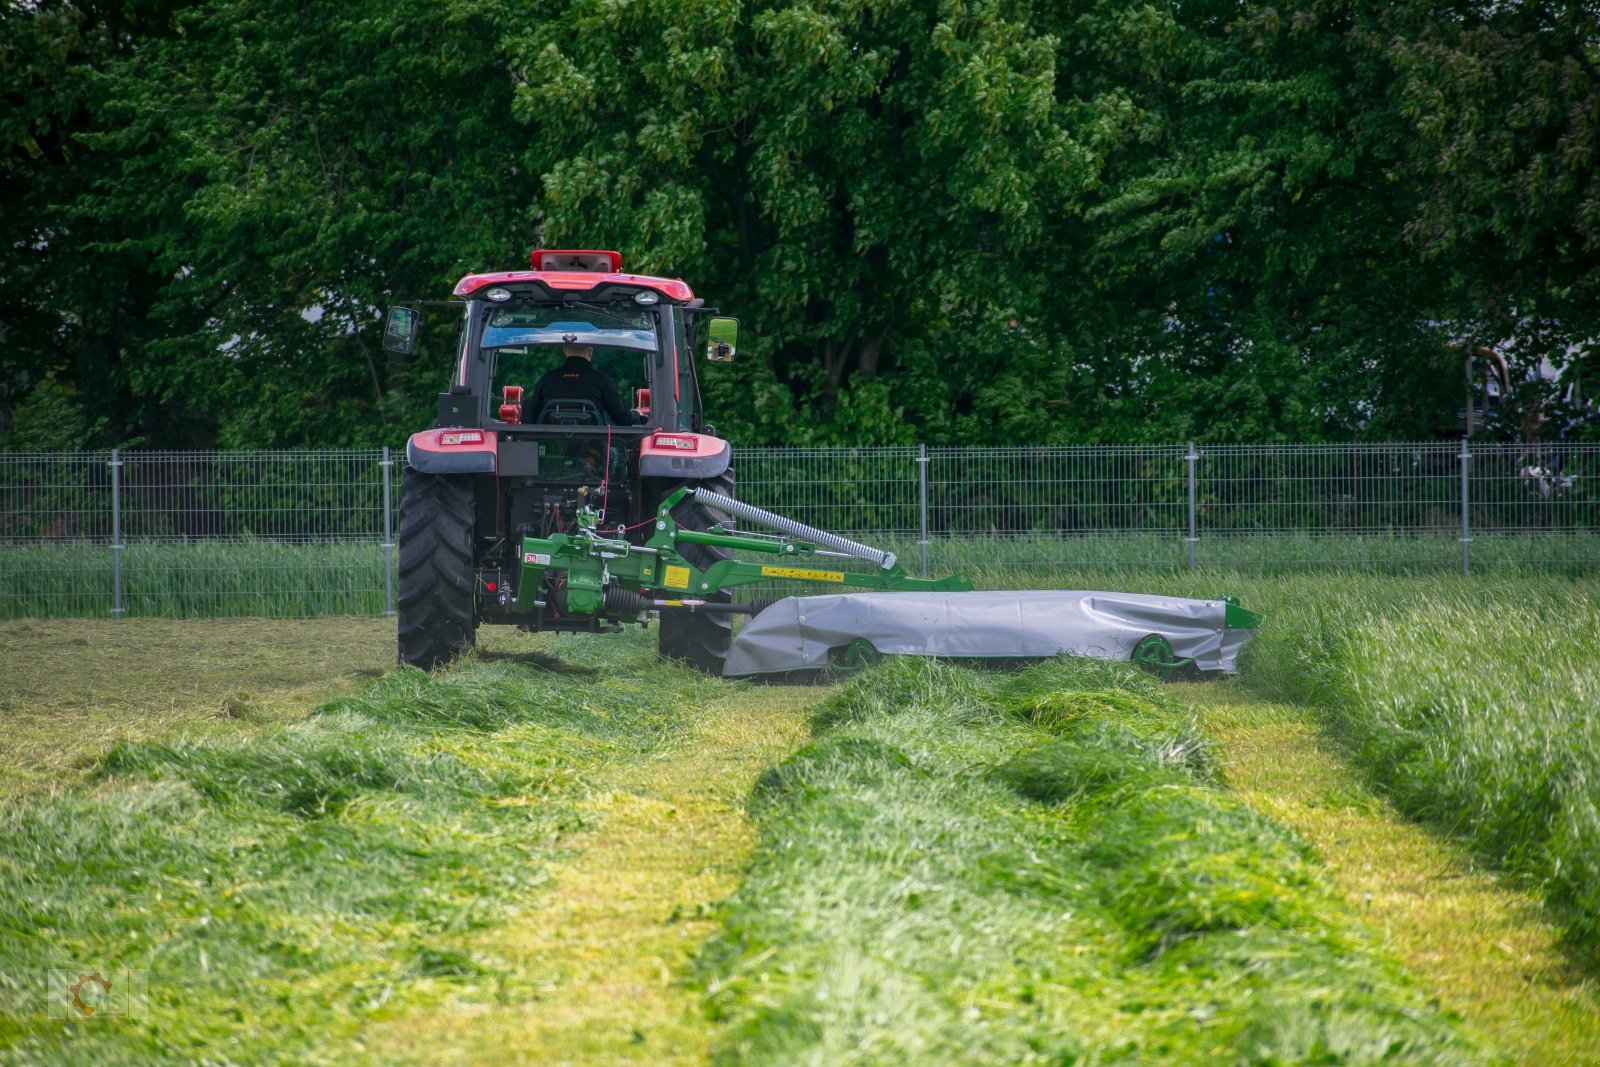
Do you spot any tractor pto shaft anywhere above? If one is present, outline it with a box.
[691,489,895,568]
[653,600,759,615]
[602,586,759,616]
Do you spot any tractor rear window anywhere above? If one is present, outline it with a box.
[481,308,656,351]
[491,347,649,422]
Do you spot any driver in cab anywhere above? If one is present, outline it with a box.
[529,343,633,425]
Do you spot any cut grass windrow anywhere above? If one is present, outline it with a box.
[702,657,1484,1065]
[0,636,721,1066]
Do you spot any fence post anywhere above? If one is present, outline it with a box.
[1185,441,1199,568]
[382,446,397,615]
[1458,438,1471,576]
[917,444,929,578]
[109,449,124,619]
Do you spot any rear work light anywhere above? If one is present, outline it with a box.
[440,431,485,446]
[653,434,697,450]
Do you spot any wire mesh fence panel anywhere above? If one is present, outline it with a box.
[1195,443,1463,570]
[0,454,115,616]
[1197,444,1462,533]
[0,452,113,542]
[1469,443,1600,570]
[925,446,1189,573]
[0,450,393,619]
[736,447,921,540]
[3,442,1599,619]
[119,451,389,541]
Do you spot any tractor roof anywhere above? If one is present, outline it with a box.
[453,248,694,302]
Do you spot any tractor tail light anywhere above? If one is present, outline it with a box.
[440,431,485,446]
[653,434,697,451]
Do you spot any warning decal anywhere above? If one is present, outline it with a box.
[760,566,846,582]
[663,565,692,590]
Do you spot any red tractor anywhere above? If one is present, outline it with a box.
[382,249,742,672]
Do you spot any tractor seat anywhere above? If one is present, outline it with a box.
[498,385,524,424]
[536,399,605,426]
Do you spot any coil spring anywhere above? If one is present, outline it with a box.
[691,489,892,567]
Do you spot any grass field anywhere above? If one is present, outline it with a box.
[2,577,1599,1064]
[1236,576,1600,958]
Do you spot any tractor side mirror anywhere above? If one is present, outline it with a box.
[383,306,421,355]
[706,316,738,362]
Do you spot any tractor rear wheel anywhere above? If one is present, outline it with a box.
[396,467,477,669]
[658,469,736,674]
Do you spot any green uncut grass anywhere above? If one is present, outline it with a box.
[5,532,1599,620]
[0,540,388,618]
[0,637,721,1066]
[701,657,1483,1065]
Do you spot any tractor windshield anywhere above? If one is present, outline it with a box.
[480,307,656,351]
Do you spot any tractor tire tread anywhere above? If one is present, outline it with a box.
[658,469,736,674]
[396,468,477,669]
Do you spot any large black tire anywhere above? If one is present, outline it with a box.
[658,468,735,674]
[396,467,477,669]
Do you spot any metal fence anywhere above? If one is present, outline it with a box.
[0,449,397,618]
[3,442,1597,618]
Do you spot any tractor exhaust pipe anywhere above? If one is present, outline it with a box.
[690,489,896,569]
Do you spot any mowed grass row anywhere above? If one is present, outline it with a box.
[956,563,1600,967]
[0,638,722,1066]
[6,532,1600,620]
[701,657,1482,1065]
[1238,576,1600,958]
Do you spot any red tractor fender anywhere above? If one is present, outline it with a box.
[407,428,497,474]
[639,431,730,480]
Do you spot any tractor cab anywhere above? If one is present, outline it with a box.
[383,250,743,656]
[383,248,738,457]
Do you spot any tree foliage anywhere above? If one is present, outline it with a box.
[2,0,1596,447]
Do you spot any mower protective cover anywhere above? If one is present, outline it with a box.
[721,590,1254,677]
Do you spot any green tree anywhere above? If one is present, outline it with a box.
[3,0,537,447]
[1,1,201,447]
[5,0,1596,447]
[500,0,1097,444]
[1371,0,1600,435]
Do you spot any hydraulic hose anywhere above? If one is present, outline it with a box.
[691,488,895,568]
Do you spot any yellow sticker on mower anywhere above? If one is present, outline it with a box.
[761,565,846,583]
[663,565,692,590]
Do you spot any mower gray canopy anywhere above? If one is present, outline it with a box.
[722,590,1253,678]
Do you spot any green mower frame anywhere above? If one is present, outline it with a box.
[513,485,972,621]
